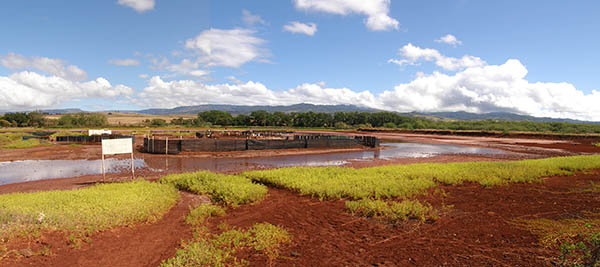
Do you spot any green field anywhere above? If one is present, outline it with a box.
[244,155,600,200]
[0,181,179,242]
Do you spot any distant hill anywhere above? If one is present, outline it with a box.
[424,111,600,124]
[136,103,379,115]
[41,108,86,115]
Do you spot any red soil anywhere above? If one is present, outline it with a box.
[1,132,600,266]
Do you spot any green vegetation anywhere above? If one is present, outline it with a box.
[245,155,600,200]
[0,112,49,127]
[159,171,267,207]
[346,199,434,223]
[185,204,226,226]
[57,113,108,127]
[513,213,600,266]
[161,223,291,267]
[0,133,49,149]
[0,181,179,242]
[594,143,600,148]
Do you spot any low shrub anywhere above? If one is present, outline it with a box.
[244,155,600,200]
[160,171,267,207]
[0,181,179,242]
[346,199,433,223]
[161,223,291,267]
[185,204,226,226]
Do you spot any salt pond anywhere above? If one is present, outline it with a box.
[0,142,503,185]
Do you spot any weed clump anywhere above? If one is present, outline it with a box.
[185,204,226,226]
[160,171,267,207]
[346,199,434,224]
[161,223,291,267]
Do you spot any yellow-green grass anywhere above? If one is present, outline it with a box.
[0,133,50,149]
[0,181,179,241]
[513,213,600,248]
[346,199,434,223]
[244,155,600,200]
[159,171,267,207]
[161,223,291,267]
[593,142,600,148]
[185,204,226,226]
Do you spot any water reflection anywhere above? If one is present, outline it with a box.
[0,142,503,185]
[0,159,146,185]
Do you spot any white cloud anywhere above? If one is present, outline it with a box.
[165,59,209,78]
[117,0,154,13]
[184,28,268,68]
[283,21,318,36]
[108,58,140,66]
[435,34,462,47]
[242,10,265,26]
[133,57,600,121]
[389,43,486,71]
[1,53,87,81]
[380,59,600,121]
[139,74,149,79]
[134,76,378,108]
[0,71,133,110]
[293,0,399,31]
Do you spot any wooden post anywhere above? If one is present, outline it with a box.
[130,147,135,180]
[166,136,169,155]
[101,153,105,182]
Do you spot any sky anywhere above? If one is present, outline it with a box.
[1,0,599,121]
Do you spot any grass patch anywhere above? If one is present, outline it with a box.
[593,143,600,148]
[159,171,267,207]
[513,214,600,266]
[185,204,226,226]
[346,199,434,224]
[0,133,50,149]
[0,181,179,243]
[161,223,291,267]
[244,155,600,200]
[513,213,600,248]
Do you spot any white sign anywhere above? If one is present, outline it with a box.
[89,129,112,136]
[102,138,133,155]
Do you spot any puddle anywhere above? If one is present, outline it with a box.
[0,159,147,185]
[0,142,503,185]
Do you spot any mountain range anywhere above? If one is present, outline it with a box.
[20,103,600,124]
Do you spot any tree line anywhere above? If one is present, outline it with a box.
[2,110,600,134]
[0,112,108,128]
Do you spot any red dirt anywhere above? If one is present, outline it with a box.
[2,131,600,266]
[216,171,600,266]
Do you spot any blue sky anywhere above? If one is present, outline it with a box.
[1,0,599,120]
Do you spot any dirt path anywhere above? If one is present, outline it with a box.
[4,192,198,267]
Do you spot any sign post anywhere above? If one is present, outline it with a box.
[101,138,134,181]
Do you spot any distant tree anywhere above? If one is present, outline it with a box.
[0,119,10,128]
[149,118,167,127]
[250,110,269,126]
[58,113,108,127]
[198,110,233,126]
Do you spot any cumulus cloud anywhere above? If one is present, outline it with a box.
[388,43,486,71]
[293,0,399,31]
[283,21,318,36]
[1,53,87,81]
[133,57,600,121]
[117,0,154,13]
[0,71,133,110]
[435,34,462,47]
[242,10,266,26]
[108,58,140,66]
[184,28,268,68]
[166,59,209,78]
[134,76,378,108]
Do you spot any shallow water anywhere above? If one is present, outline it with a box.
[0,142,503,185]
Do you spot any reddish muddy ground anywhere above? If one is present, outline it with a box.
[1,131,600,266]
